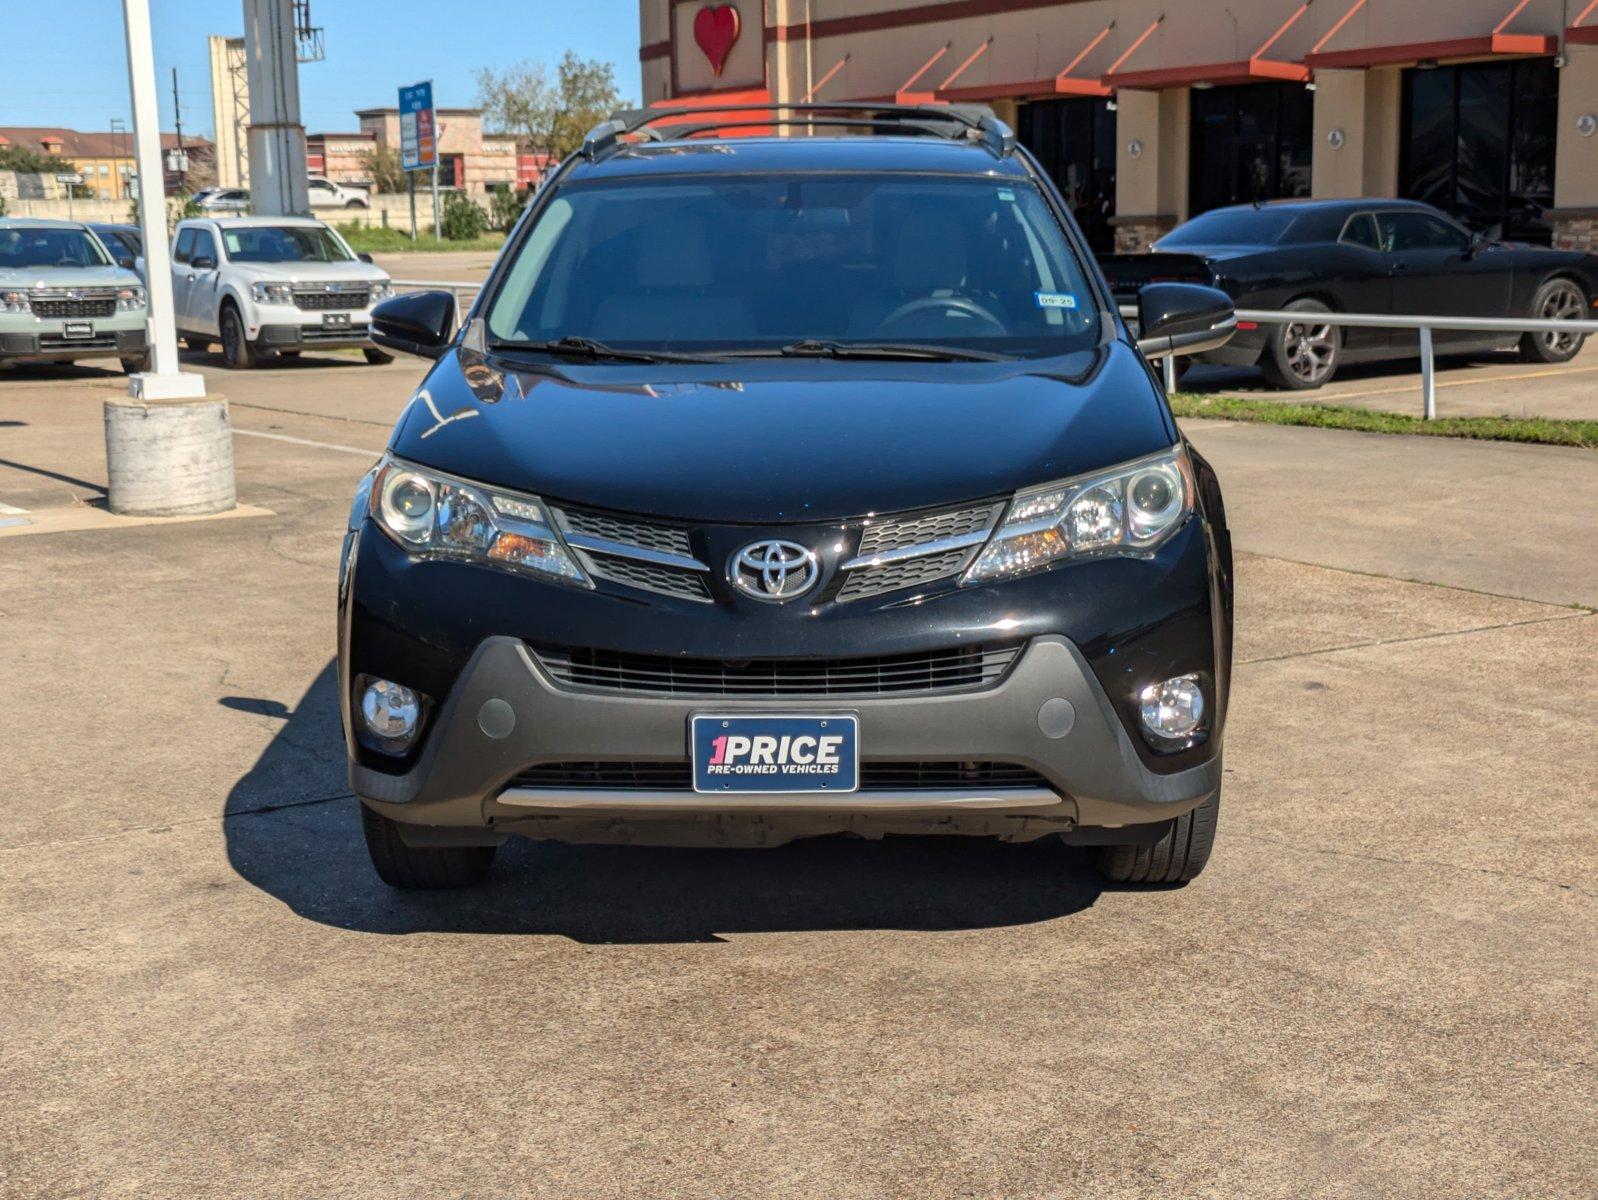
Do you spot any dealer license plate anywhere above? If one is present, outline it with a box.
[322,312,350,328]
[691,715,858,794]
[63,321,94,339]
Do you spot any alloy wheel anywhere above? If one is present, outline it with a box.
[1538,281,1586,356]
[1282,320,1336,384]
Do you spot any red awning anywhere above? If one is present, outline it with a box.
[648,89,775,138]
[1305,0,1559,68]
[1103,57,1309,89]
[1568,0,1598,45]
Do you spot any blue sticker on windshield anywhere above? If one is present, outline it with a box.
[1035,291,1078,310]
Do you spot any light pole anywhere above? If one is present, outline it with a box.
[108,0,234,516]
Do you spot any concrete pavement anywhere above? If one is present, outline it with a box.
[1,358,1594,1198]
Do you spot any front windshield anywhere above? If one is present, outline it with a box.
[221,225,352,264]
[486,173,1102,358]
[0,227,111,270]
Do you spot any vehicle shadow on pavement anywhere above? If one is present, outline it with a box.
[223,662,1106,943]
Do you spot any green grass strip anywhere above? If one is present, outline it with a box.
[336,225,507,254]
[1169,393,1598,450]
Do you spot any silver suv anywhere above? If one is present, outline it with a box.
[0,219,149,373]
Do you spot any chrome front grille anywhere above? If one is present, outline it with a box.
[532,642,1022,696]
[294,289,370,311]
[510,760,1049,791]
[552,504,710,603]
[557,508,693,559]
[578,551,711,601]
[836,547,974,602]
[856,503,999,558]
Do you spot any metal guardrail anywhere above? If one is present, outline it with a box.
[1122,304,1598,419]
[387,279,1593,421]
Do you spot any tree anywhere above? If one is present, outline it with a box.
[0,144,58,175]
[474,51,624,160]
[361,144,406,195]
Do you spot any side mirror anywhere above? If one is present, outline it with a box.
[1468,231,1488,257]
[1135,283,1237,360]
[191,254,216,270]
[117,255,136,270]
[371,290,457,360]
[357,252,375,264]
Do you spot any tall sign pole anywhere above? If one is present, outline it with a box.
[399,80,437,238]
[243,0,309,216]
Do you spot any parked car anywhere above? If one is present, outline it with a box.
[194,188,250,213]
[169,216,395,368]
[0,218,149,373]
[1100,198,1598,389]
[88,222,144,279]
[307,176,372,209]
[340,104,1238,892]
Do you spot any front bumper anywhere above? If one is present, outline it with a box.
[352,634,1222,841]
[0,320,147,363]
[255,320,373,351]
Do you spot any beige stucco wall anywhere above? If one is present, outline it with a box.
[1554,44,1598,209]
[1311,67,1399,200]
[1114,87,1187,221]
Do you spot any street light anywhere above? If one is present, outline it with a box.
[110,0,235,516]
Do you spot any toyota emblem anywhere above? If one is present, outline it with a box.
[729,539,819,602]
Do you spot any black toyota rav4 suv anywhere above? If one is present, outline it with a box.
[341,104,1238,891]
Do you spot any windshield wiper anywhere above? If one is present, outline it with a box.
[731,339,1012,362]
[489,336,721,364]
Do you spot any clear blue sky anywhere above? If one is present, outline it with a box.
[0,0,642,137]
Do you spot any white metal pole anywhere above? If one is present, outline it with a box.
[242,0,309,216]
[1162,354,1177,393]
[119,0,203,398]
[431,162,441,239]
[1419,325,1436,420]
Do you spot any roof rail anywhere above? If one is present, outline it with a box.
[579,102,1016,160]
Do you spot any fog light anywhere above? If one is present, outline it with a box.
[1138,674,1204,742]
[361,678,419,741]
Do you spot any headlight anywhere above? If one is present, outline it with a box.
[370,456,591,587]
[116,285,145,311]
[964,446,1195,584]
[0,289,32,314]
[251,282,294,305]
[369,280,393,302]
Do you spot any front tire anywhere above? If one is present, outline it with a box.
[1519,278,1588,364]
[1088,789,1219,885]
[220,304,258,369]
[360,804,497,889]
[120,352,150,374]
[363,347,395,365]
[1259,299,1340,390]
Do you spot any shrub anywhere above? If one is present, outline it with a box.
[440,191,489,241]
[487,187,528,233]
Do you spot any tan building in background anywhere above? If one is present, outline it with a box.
[639,0,1598,252]
[352,107,518,192]
[207,35,250,190]
[0,127,211,200]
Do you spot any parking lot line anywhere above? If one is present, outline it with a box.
[233,428,380,459]
[0,501,28,514]
[1288,362,1598,404]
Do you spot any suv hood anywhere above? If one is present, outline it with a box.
[0,264,141,289]
[240,261,388,285]
[389,341,1175,523]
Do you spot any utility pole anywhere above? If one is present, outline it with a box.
[171,68,186,192]
[242,0,309,216]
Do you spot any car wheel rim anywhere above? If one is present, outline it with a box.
[1539,283,1584,355]
[1283,320,1335,382]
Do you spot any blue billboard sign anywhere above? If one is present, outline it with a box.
[398,80,436,172]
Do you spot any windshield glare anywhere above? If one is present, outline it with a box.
[222,225,352,264]
[0,227,111,270]
[486,174,1101,358]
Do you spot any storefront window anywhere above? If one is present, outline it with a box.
[1188,83,1312,216]
[1017,98,1116,254]
[1400,59,1557,244]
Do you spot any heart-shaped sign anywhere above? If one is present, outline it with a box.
[693,3,741,78]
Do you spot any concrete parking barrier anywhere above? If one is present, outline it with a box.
[104,397,236,517]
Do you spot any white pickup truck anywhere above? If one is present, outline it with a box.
[170,216,395,369]
[307,177,372,209]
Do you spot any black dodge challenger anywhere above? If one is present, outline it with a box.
[1100,198,1598,389]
